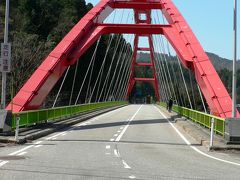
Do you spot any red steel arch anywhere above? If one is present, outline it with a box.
[7,0,238,118]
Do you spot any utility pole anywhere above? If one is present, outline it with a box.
[1,0,10,109]
[232,0,238,118]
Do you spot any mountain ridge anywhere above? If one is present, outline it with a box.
[137,51,239,71]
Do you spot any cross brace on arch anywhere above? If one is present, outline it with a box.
[7,0,238,118]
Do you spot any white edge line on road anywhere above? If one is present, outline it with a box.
[9,141,42,156]
[34,145,43,148]
[115,105,142,142]
[122,160,131,169]
[114,149,120,157]
[0,161,8,167]
[9,145,35,156]
[17,151,27,156]
[154,106,240,166]
[129,175,136,179]
[46,132,66,140]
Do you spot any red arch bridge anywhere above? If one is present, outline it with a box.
[0,0,239,140]
[1,1,240,179]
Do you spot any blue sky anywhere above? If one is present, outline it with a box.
[85,0,239,60]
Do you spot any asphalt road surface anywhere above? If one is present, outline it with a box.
[0,105,240,179]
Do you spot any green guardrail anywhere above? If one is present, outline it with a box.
[12,101,128,129]
[159,102,225,136]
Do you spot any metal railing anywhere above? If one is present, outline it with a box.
[12,101,128,129]
[159,102,225,136]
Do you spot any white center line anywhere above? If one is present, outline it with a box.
[114,149,120,157]
[110,139,115,141]
[35,141,42,145]
[106,145,111,149]
[0,161,8,167]
[114,134,118,137]
[122,160,131,169]
[129,175,136,179]
[115,105,142,142]
[35,145,43,148]
[9,141,42,156]
[17,152,27,156]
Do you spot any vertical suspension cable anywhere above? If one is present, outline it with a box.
[153,15,178,104]
[189,70,196,109]
[158,10,184,105]
[152,35,171,101]
[105,35,132,101]
[75,36,102,105]
[89,10,117,102]
[165,44,185,106]
[69,61,79,105]
[177,56,193,109]
[158,35,178,105]
[112,37,132,99]
[98,10,127,102]
[118,48,133,100]
[152,37,167,102]
[119,42,135,101]
[52,66,70,108]
[197,84,207,113]
[116,34,134,100]
[98,34,122,102]
[88,34,114,103]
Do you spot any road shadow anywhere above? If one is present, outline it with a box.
[72,118,170,131]
[50,139,201,147]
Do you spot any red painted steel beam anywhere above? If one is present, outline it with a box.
[110,1,163,10]
[99,24,171,35]
[135,63,153,67]
[134,78,156,82]
[137,47,150,51]
[161,0,239,117]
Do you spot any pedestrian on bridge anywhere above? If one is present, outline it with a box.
[168,98,173,113]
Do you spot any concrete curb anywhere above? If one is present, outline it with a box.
[157,105,240,151]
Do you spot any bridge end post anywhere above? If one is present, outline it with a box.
[0,110,12,133]
[225,118,240,144]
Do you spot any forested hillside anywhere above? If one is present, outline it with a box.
[1,0,131,107]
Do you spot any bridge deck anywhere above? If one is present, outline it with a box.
[0,105,240,179]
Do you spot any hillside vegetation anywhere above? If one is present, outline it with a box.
[1,0,131,106]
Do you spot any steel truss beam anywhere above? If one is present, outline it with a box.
[7,0,238,118]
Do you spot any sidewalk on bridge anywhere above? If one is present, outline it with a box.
[157,105,240,151]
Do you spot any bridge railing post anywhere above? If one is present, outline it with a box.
[15,114,20,142]
[209,117,215,150]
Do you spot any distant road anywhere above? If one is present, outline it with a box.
[0,105,240,179]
